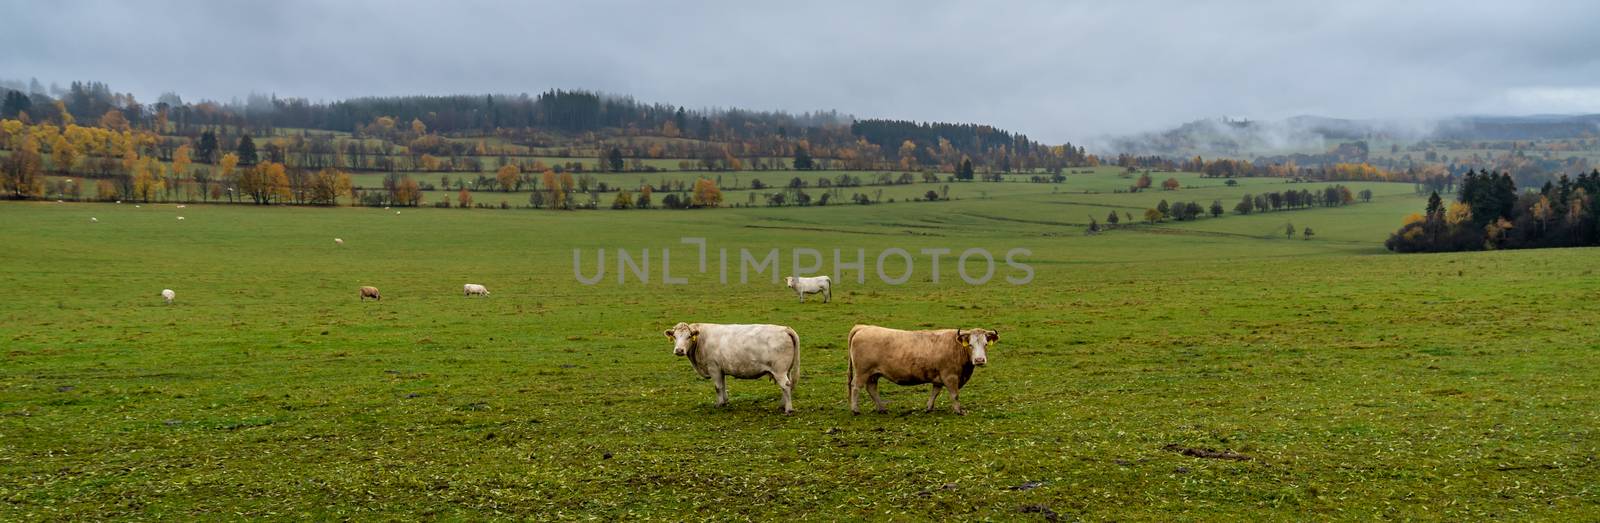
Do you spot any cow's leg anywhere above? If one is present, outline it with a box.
[823,287,831,303]
[712,371,728,407]
[797,290,805,303]
[925,384,943,412]
[866,376,887,414]
[943,376,965,415]
[775,371,794,414]
[849,371,861,415]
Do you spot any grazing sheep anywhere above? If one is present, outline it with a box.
[135,205,141,208]
[90,217,98,223]
[463,284,490,297]
[161,289,175,304]
[334,238,344,245]
[177,216,185,221]
[176,205,186,209]
[395,211,401,215]
[359,286,381,301]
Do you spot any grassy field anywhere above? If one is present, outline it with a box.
[1,170,1595,520]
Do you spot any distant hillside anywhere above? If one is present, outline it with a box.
[0,80,1089,173]
[1107,114,1600,157]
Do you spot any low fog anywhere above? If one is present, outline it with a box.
[3,0,1599,143]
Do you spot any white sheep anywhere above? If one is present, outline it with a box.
[161,289,175,304]
[90,217,98,223]
[334,238,344,245]
[177,216,185,221]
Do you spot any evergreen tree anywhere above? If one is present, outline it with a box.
[956,158,975,181]
[197,130,218,164]
[237,135,258,166]
[1,90,31,118]
[607,147,624,172]
[793,146,814,170]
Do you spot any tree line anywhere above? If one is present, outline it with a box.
[1,80,1097,176]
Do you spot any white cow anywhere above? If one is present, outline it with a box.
[161,289,175,304]
[663,322,799,414]
[785,275,832,303]
[463,284,490,297]
[334,238,344,245]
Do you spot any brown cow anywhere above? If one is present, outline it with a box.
[847,325,998,415]
[359,286,381,301]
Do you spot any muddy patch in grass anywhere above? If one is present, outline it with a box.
[1163,444,1253,461]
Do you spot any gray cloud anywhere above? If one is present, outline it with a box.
[3,0,1599,142]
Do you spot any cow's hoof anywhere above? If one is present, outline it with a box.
[953,410,966,416]
[875,409,888,414]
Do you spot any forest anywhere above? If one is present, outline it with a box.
[1385,169,1600,252]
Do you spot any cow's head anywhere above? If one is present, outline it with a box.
[784,276,795,289]
[955,328,999,366]
[663,322,700,357]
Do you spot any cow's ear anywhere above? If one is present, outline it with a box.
[690,328,700,338]
[987,330,999,342]
[663,329,675,340]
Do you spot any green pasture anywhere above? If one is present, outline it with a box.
[0,174,1594,520]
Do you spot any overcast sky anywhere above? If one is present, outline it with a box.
[4,0,1600,142]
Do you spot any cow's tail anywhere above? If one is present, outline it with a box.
[784,327,800,387]
[846,324,866,394]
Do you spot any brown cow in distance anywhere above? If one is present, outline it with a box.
[847,325,998,415]
[359,286,381,301]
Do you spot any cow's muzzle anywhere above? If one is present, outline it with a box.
[972,357,987,366]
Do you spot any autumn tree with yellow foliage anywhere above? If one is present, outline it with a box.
[2,133,46,198]
[691,178,722,208]
[50,134,78,174]
[238,161,290,204]
[308,168,351,206]
[132,156,164,202]
[496,164,519,192]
